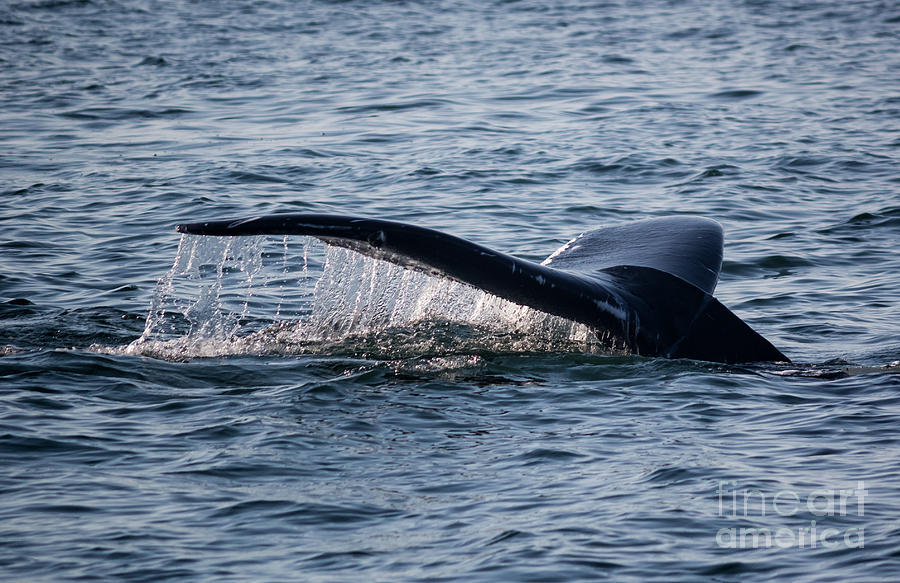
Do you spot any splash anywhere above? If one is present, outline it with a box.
[123,235,619,361]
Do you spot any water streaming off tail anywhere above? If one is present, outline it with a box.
[123,235,615,360]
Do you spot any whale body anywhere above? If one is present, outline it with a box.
[176,214,789,364]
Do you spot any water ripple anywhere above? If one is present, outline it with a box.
[2,0,899,581]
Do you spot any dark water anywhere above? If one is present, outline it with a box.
[2,0,900,580]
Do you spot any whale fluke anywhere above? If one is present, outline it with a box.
[176,214,789,364]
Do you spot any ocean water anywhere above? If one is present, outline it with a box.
[2,0,900,581]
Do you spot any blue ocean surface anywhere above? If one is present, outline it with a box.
[2,0,900,581]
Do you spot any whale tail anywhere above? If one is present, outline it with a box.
[176,214,788,364]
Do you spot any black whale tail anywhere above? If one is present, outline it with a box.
[176,214,789,364]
